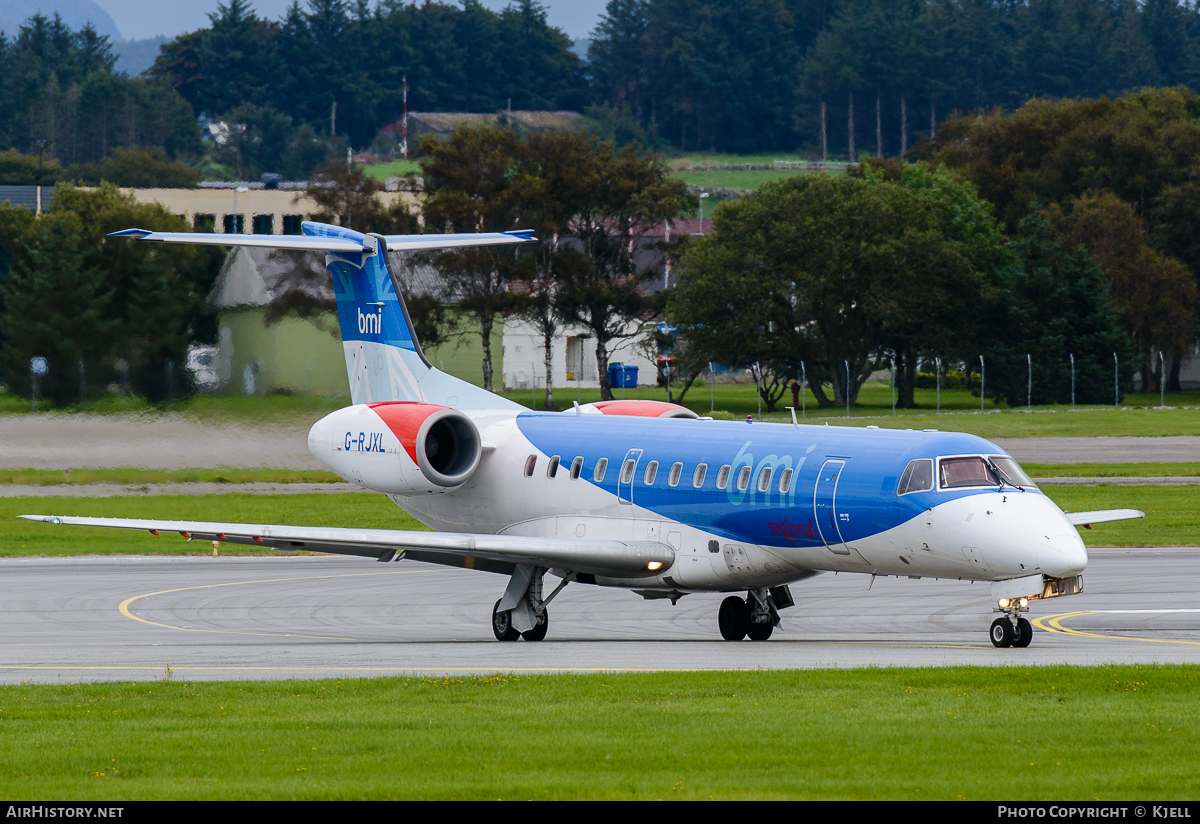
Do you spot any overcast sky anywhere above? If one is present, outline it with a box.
[92,0,608,41]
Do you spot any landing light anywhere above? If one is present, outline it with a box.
[647,561,664,571]
[1019,597,1029,608]
[998,598,1010,608]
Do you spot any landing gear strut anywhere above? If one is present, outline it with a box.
[718,588,783,641]
[990,598,1033,648]
[491,566,569,642]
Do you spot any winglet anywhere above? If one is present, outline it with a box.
[106,229,153,238]
[503,229,538,241]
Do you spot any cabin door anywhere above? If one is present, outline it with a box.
[814,459,851,555]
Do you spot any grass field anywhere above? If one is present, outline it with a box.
[0,666,1195,799]
[6,378,1200,438]
[0,484,1188,556]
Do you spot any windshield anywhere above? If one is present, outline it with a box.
[991,456,1037,489]
[939,457,999,489]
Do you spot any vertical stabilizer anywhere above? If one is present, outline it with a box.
[304,221,516,410]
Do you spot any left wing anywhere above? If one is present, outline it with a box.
[1064,509,1145,527]
[18,515,672,577]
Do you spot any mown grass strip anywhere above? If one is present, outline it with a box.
[0,468,344,487]
[1024,462,1200,478]
[0,666,1195,800]
[0,493,418,557]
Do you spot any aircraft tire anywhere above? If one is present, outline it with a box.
[492,599,521,641]
[989,617,1014,648]
[521,610,549,642]
[1012,617,1033,648]
[718,596,749,641]
[747,620,774,641]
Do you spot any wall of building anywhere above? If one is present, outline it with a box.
[216,308,347,396]
[502,316,656,390]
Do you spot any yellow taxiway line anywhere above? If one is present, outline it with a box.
[118,570,424,640]
[1033,611,1200,646]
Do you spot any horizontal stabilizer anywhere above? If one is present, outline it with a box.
[19,515,672,578]
[1065,509,1145,526]
[108,227,536,254]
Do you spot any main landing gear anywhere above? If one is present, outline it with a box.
[990,597,1033,648]
[491,565,569,642]
[718,588,783,641]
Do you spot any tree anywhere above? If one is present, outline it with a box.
[548,134,693,400]
[64,147,200,188]
[420,125,525,392]
[305,160,419,235]
[673,172,986,408]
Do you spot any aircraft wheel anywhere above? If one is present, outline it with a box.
[747,620,774,641]
[492,599,520,642]
[521,610,549,642]
[989,617,1014,648]
[718,596,749,641]
[1012,617,1033,648]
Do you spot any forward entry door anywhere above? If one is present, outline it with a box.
[814,459,851,555]
[617,448,642,505]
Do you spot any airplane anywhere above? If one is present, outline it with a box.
[22,220,1146,648]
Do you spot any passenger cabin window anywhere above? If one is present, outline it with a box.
[594,458,608,483]
[546,455,560,478]
[620,459,636,484]
[757,466,773,492]
[717,465,731,490]
[737,466,752,491]
[668,462,683,487]
[939,457,998,489]
[570,457,584,479]
[644,461,659,485]
[693,464,707,488]
[897,459,934,495]
[778,467,793,493]
[524,455,537,477]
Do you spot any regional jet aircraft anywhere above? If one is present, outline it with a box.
[23,222,1145,647]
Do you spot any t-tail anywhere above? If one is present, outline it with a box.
[110,221,535,409]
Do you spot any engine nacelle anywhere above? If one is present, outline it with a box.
[308,402,482,494]
[576,400,699,419]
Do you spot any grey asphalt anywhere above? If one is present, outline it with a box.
[1,549,1196,683]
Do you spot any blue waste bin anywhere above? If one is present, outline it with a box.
[608,364,638,388]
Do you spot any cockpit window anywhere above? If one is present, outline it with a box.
[897,459,934,495]
[991,456,1037,489]
[939,457,999,489]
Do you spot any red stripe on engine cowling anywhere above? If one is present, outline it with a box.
[367,401,451,466]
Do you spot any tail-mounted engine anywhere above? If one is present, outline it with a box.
[308,402,482,494]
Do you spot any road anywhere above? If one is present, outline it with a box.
[1,549,1196,683]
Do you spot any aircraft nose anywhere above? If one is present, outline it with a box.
[1037,532,1088,578]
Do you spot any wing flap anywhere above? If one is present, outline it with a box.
[18,515,671,577]
[1065,509,1146,527]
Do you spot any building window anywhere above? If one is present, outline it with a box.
[283,215,303,235]
[223,214,245,234]
[194,213,216,232]
[252,214,274,234]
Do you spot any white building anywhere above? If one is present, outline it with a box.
[502,316,658,391]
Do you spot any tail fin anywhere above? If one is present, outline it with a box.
[111,221,535,410]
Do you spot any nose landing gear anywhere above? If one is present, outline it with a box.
[990,598,1033,648]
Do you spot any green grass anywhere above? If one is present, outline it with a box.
[0,666,1196,799]
[0,485,1188,555]
[1025,462,1200,477]
[1,494,415,557]
[361,160,421,182]
[0,468,343,487]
